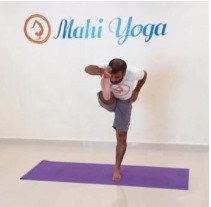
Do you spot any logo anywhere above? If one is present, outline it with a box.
[24,14,167,45]
[24,14,51,44]
[112,85,130,96]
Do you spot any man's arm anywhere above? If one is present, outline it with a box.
[85,65,103,76]
[130,70,147,102]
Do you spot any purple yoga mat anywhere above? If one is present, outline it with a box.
[21,160,189,190]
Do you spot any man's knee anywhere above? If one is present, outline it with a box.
[116,131,127,144]
[99,91,115,104]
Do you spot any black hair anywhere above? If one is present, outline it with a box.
[109,58,127,74]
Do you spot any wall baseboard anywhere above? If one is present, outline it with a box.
[0,137,208,151]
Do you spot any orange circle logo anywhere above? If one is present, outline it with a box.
[24,14,51,44]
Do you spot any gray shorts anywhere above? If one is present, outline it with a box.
[97,92,132,132]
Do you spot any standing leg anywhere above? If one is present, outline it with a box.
[113,130,127,181]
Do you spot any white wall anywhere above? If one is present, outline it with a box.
[0,2,208,145]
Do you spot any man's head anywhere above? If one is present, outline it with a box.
[109,58,127,84]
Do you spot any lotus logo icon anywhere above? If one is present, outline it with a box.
[24,14,51,44]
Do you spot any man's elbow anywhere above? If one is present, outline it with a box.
[143,70,147,80]
[84,65,91,73]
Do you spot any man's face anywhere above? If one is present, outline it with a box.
[110,71,125,84]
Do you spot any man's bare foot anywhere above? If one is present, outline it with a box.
[112,168,121,181]
[100,67,112,100]
[102,66,112,78]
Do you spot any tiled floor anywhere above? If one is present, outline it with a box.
[0,139,208,207]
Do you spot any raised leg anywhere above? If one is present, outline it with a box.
[100,74,112,101]
[99,67,115,103]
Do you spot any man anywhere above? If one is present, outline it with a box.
[85,58,147,181]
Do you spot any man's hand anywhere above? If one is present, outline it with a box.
[130,91,139,103]
[130,70,147,103]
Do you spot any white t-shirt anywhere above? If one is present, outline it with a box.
[111,68,145,100]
